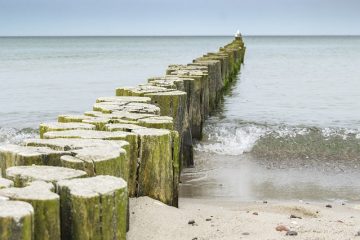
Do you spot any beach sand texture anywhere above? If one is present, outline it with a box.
[128,197,360,240]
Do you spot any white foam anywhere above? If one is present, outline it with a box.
[195,121,360,156]
[0,127,38,145]
[195,124,267,155]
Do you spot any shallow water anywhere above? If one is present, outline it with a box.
[180,152,360,202]
[181,36,360,203]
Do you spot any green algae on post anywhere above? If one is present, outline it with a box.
[132,128,178,206]
[0,145,68,176]
[144,90,194,167]
[57,175,127,240]
[0,200,34,240]
[0,181,60,240]
[5,165,87,187]
[137,116,174,130]
[42,129,137,196]
[39,122,95,138]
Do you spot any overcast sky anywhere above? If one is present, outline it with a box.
[0,0,359,36]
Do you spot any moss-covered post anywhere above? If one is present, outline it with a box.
[0,201,34,240]
[42,129,137,197]
[5,165,87,187]
[144,90,193,167]
[57,175,127,240]
[0,145,67,176]
[166,71,205,140]
[147,75,196,133]
[137,116,174,130]
[132,128,178,206]
[0,181,60,240]
[190,60,222,111]
[39,122,95,138]
[170,130,180,207]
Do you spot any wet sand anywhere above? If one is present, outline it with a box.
[128,196,360,240]
[181,151,360,202]
[128,150,360,239]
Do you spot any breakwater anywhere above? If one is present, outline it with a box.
[0,36,245,240]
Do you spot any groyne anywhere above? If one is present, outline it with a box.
[0,36,245,240]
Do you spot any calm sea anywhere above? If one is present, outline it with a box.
[1,36,360,202]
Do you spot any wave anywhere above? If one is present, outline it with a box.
[0,127,38,145]
[195,120,360,160]
[195,122,267,155]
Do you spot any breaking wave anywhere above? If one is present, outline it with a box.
[195,120,360,160]
[0,127,38,145]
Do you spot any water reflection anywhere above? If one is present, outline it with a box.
[180,152,360,202]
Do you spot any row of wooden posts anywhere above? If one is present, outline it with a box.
[0,36,245,240]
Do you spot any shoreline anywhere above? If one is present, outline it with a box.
[128,196,360,240]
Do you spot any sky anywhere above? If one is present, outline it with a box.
[0,0,359,36]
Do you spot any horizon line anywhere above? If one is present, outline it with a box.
[0,34,360,38]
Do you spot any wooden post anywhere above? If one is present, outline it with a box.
[0,201,34,240]
[57,176,127,240]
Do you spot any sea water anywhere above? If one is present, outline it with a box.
[0,36,232,141]
[1,36,360,202]
[181,36,360,202]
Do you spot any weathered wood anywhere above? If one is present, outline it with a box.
[171,69,209,123]
[147,76,185,90]
[58,114,94,123]
[57,175,127,240]
[193,53,229,88]
[0,181,60,240]
[115,86,193,167]
[96,96,151,104]
[144,90,193,167]
[25,138,129,183]
[0,145,68,176]
[167,70,206,139]
[137,116,174,130]
[42,130,137,197]
[39,122,95,138]
[116,85,175,97]
[170,131,180,207]
[105,123,146,132]
[132,128,179,206]
[190,60,222,110]
[5,165,87,187]
[0,178,13,189]
[85,111,157,123]
[93,102,160,115]
[0,200,34,240]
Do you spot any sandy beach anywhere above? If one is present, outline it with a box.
[128,196,360,240]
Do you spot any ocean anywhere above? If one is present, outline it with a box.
[0,36,233,142]
[1,36,360,202]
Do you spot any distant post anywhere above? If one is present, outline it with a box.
[235,30,242,40]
